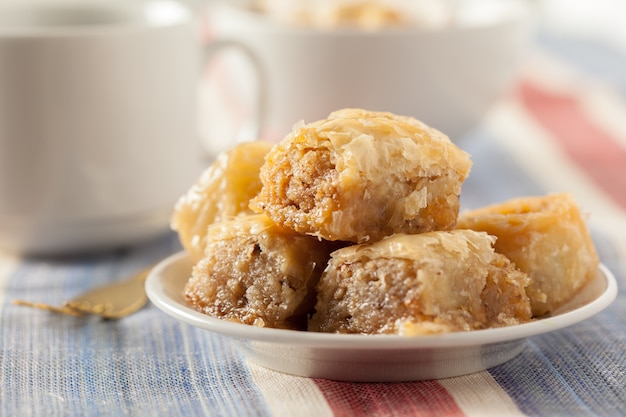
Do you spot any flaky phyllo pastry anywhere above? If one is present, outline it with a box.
[250,108,472,243]
[172,108,600,335]
[184,214,331,330]
[171,141,274,262]
[308,230,532,335]
[457,193,599,316]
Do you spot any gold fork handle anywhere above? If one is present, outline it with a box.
[13,265,153,319]
[12,299,84,317]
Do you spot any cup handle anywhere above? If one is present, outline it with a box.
[199,39,266,155]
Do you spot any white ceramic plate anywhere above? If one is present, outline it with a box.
[146,251,618,382]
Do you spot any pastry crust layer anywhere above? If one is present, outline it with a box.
[457,193,599,316]
[309,230,532,335]
[171,141,274,261]
[251,108,472,243]
[184,214,331,330]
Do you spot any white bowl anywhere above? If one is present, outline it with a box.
[201,0,532,143]
[146,251,617,382]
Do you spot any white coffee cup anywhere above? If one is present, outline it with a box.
[0,0,210,255]
[200,0,530,144]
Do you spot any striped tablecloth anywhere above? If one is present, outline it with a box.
[2,14,625,417]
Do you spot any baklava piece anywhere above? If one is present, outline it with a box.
[184,214,331,330]
[251,108,472,243]
[457,193,599,316]
[171,141,274,261]
[308,230,532,335]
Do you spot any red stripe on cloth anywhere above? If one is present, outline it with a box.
[314,379,466,417]
[519,80,626,209]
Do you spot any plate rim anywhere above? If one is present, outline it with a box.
[146,250,618,350]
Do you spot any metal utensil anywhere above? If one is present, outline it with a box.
[14,266,152,320]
